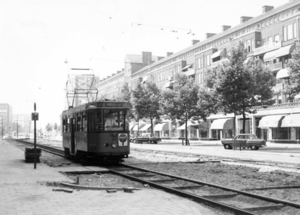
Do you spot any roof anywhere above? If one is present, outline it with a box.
[125,54,164,64]
[133,0,300,76]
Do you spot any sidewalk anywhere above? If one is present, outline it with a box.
[0,139,211,215]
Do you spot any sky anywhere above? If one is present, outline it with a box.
[0,0,288,128]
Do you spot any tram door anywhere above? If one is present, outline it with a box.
[70,118,75,154]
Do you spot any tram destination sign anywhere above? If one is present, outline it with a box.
[95,102,128,108]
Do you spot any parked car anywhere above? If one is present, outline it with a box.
[221,134,266,150]
[131,133,161,144]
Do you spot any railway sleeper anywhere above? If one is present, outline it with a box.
[174,185,204,190]
[242,203,285,212]
[149,179,178,183]
[128,173,156,177]
[201,193,238,199]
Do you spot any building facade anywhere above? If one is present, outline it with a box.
[98,0,300,143]
[0,103,13,136]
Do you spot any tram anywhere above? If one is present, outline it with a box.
[61,101,130,162]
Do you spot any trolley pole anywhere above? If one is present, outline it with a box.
[32,103,39,169]
[1,117,3,140]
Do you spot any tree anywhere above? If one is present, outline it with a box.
[160,73,207,145]
[285,46,300,99]
[53,123,58,131]
[131,81,161,136]
[45,123,52,132]
[115,83,134,120]
[203,43,274,134]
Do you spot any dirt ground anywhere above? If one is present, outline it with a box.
[10,140,300,214]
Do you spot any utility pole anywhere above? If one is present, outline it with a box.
[32,103,39,169]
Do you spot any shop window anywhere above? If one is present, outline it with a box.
[272,128,290,139]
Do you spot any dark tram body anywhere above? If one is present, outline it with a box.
[61,101,130,162]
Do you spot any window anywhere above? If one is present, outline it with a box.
[77,115,82,131]
[104,110,127,131]
[274,35,280,43]
[288,24,293,40]
[247,40,251,52]
[200,56,203,68]
[268,37,273,44]
[284,23,297,41]
[207,54,211,66]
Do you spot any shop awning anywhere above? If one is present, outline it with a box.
[243,57,253,65]
[140,124,151,131]
[183,68,195,76]
[212,49,225,59]
[263,44,295,62]
[141,77,148,84]
[154,123,168,131]
[263,49,278,62]
[132,124,146,131]
[281,114,300,127]
[210,118,233,130]
[276,68,289,79]
[177,121,198,130]
[182,64,192,71]
[258,115,285,128]
[129,124,135,130]
[164,81,174,89]
[276,44,295,58]
[295,94,300,99]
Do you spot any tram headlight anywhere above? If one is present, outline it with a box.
[111,143,117,148]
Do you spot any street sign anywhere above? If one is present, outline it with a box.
[31,112,39,121]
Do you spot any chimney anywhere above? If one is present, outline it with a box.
[240,16,253,23]
[167,52,173,57]
[192,40,200,45]
[221,25,231,32]
[142,52,152,65]
[262,6,274,14]
[206,33,216,39]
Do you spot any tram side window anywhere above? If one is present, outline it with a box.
[77,115,82,131]
[82,114,87,132]
[62,118,66,133]
[88,113,96,132]
[96,112,103,131]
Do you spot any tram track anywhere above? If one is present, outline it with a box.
[111,164,300,215]
[13,138,300,215]
[14,138,65,157]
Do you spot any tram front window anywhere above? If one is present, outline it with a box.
[104,110,127,131]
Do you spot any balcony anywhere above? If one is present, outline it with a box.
[267,62,283,71]
[253,41,281,56]
[211,58,229,69]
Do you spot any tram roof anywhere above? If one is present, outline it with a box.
[62,101,130,116]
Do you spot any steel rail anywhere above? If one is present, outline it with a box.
[110,168,257,215]
[15,139,65,157]
[119,163,300,209]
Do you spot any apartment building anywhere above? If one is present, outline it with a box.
[98,0,300,143]
[0,103,13,136]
